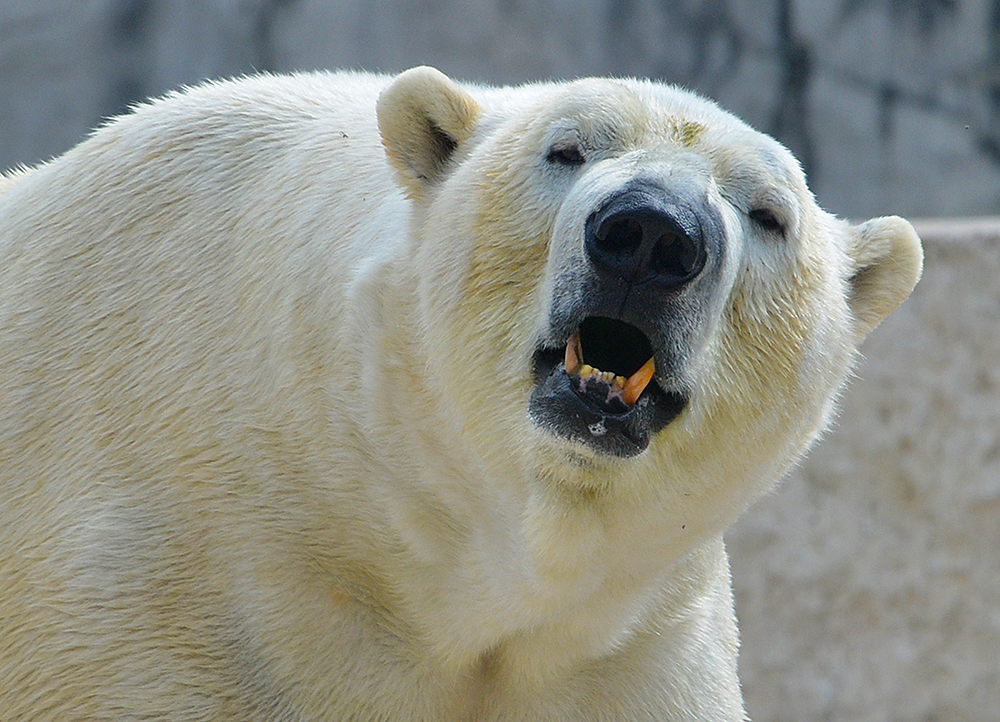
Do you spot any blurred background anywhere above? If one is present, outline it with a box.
[2,1,998,720]
[3,0,1000,219]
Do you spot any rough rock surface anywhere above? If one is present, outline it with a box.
[2,0,999,218]
[729,219,1000,721]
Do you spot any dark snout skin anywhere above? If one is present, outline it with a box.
[529,356,688,457]
[529,179,726,457]
[584,182,707,291]
[563,177,726,377]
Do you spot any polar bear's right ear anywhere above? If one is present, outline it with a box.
[377,66,482,198]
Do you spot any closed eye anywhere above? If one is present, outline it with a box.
[546,142,586,167]
[749,208,784,234]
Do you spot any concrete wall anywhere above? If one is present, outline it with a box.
[2,0,999,218]
[728,219,1000,721]
[2,1,996,718]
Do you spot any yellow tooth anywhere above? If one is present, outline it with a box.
[613,375,626,389]
[580,364,594,379]
[564,330,582,375]
[622,357,656,406]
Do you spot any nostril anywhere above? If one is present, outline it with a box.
[651,231,700,279]
[595,216,644,261]
[585,186,707,287]
[587,210,703,283]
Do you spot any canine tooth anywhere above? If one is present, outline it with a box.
[564,330,582,375]
[622,357,656,406]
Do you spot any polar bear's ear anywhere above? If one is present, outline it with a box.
[846,216,923,340]
[377,66,482,198]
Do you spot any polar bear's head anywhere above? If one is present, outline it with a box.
[377,67,921,496]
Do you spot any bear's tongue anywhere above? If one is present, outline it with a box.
[564,330,655,408]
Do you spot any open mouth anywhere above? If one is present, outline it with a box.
[563,317,657,413]
[529,316,687,457]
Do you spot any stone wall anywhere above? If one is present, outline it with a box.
[2,0,998,218]
[2,1,996,718]
[729,219,1000,721]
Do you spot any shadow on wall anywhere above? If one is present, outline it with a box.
[102,0,299,119]
[1,0,998,217]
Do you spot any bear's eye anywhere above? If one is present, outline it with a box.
[749,208,784,235]
[546,142,586,167]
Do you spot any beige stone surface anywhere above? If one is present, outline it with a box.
[729,219,1000,721]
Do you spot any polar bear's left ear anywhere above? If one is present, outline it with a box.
[377,66,482,198]
[846,215,923,340]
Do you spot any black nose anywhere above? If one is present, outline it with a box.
[585,187,705,287]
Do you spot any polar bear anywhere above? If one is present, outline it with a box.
[0,67,920,721]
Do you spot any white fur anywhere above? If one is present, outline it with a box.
[0,68,921,721]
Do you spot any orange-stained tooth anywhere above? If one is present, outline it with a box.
[564,331,582,374]
[622,357,656,406]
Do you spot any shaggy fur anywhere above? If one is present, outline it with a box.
[0,67,921,721]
